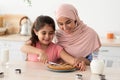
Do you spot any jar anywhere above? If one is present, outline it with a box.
[107,33,114,39]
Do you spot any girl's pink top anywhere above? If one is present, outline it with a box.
[27,42,63,62]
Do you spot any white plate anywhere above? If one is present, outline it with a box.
[47,67,76,72]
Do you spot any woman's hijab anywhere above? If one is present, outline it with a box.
[55,3,101,58]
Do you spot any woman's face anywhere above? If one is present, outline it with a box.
[57,17,76,34]
[34,24,55,45]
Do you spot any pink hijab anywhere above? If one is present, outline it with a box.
[55,4,101,58]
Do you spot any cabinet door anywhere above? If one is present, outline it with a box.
[0,40,27,61]
[100,46,120,56]
[99,46,120,67]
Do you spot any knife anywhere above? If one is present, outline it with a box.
[48,61,60,65]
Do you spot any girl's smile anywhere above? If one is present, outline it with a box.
[34,24,55,46]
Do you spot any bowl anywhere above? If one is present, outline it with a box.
[0,27,7,35]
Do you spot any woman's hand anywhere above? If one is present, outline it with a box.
[37,52,48,64]
[74,58,86,71]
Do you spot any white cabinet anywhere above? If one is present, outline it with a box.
[0,40,27,61]
[99,46,120,67]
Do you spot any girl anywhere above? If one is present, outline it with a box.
[21,15,86,71]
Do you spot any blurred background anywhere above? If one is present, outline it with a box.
[0,0,120,37]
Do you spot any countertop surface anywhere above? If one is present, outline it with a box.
[0,61,119,80]
[0,34,30,41]
[100,37,120,47]
[0,34,120,46]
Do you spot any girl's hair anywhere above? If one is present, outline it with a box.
[30,15,55,46]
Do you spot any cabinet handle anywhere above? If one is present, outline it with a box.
[100,50,109,52]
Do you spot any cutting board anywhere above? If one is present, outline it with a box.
[0,15,3,27]
[3,14,25,34]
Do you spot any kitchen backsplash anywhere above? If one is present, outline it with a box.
[0,14,32,34]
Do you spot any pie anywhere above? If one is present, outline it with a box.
[47,63,75,70]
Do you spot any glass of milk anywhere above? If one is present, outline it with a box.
[0,44,9,67]
[90,51,105,74]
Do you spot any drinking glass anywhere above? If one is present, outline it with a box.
[0,43,9,68]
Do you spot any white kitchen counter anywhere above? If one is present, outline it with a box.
[100,37,120,47]
[0,34,30,41]
[0,61,119,80]
[0,34,120,46]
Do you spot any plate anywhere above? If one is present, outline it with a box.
[47,67,76,72]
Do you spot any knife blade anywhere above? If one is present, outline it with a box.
[48,61,60,65]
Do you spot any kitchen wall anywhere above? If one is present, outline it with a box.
[0,0,120,37]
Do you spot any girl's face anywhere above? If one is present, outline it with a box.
[57,17,76,34]
[34,24,55,45]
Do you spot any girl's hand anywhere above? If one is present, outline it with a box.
[37,52,48,64]
[74,58,86,71]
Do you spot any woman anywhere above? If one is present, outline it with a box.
[54,3,101,65]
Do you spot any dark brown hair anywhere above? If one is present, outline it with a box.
[30,15,55,46]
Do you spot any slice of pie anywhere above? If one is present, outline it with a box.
[47,63,75,70]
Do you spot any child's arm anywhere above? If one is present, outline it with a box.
[59,50,74,65]
[59,50,86,71]
[21,40,48,63]
[21,40,45,55]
